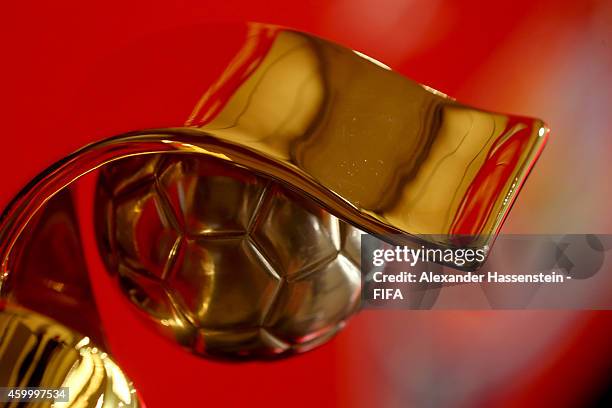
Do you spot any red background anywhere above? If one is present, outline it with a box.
[1,1,611,407]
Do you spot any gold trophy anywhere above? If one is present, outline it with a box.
[0,23,547,405]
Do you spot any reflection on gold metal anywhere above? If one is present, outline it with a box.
[0,306,139,407]
[96,154,362,358]
[0,23,548,363]
[187,28,547,246]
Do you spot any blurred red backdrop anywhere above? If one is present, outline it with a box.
[1,0,611,407]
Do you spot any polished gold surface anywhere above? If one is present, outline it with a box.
[0,25,547,278]
[96,154,362,358]
[0,23,548,363]
[0,306,139,407]
[187,27,548,248]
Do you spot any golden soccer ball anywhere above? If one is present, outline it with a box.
[95,154,362,359]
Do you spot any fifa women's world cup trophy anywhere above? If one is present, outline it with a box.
[0,23,547,406]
